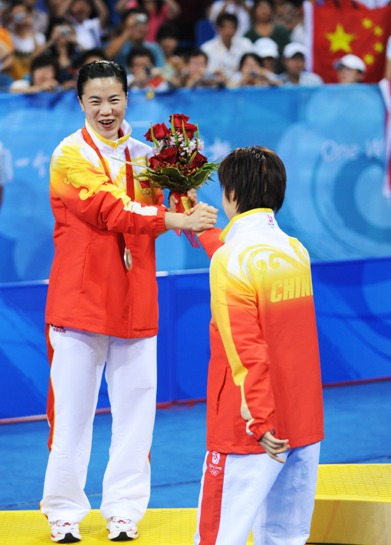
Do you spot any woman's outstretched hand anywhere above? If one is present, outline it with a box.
[164,202,218,233]
[184,203,218,232]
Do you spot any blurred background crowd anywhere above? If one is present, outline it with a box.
[0,0,390,95]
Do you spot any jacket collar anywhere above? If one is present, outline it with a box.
[84,119,132,153]
[220,208,277,243]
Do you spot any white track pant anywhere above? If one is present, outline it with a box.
[194,443,320,545]
[40,326,157,523]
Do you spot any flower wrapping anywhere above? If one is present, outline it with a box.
[144,113,219,247]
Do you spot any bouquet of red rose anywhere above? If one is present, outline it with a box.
[144,113,219,247]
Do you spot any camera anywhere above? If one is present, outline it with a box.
[135,13,148,24]
[13,12,27,23]
[59,26,71,36]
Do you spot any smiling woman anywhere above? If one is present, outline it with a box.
[78,65,128,140]
[39,59,217,544]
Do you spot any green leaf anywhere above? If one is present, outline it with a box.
[144,161,219,193]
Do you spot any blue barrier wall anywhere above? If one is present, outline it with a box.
[1,257,391,420]
[0,86,391,283]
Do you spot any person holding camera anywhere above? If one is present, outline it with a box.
[6,0,46,80]
[228,51,281,87]
[0,1,14,88]
[115,0,181,42]
[105,7,165,69]
[31,17,82,87]
[180,48,226,89]
[126,44,172,91]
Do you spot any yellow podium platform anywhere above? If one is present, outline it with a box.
[308,464,391,545]
[1,464,390,545]
[0,508,200,545]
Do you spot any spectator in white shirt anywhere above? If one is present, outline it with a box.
[280,42,323,86]
[201,12,253,81]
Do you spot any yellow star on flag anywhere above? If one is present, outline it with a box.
[326,24,356,53]
[373,26,384,37]
[374,42,384,53]
[362,18,373,29]
[363,53,375,65]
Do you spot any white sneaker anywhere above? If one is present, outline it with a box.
[50,520,81,543]
[106,517,139,541]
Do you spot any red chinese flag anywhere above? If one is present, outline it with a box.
[305,1,391,83]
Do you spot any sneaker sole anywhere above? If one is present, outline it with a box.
[109,531,138,541]
[51,533,81,543]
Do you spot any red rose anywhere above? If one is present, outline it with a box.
[182,122,197,140]
[151,146,178,167]
[144,122,170,142]
[190,152,208,168]
[170,113,190,129]
[149,155,163,169]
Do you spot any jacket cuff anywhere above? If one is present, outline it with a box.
[156,207,167,234]
[198,228,223,259]
[246,419,274,442]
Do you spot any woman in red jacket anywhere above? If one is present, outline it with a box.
[40,59,217,543]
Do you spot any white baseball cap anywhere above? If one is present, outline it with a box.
[283,42,307,59]
[253,37,279,59]
[334,54,366,73]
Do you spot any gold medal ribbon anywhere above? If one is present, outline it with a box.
[81,126,135,270]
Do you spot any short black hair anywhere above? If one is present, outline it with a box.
[184,47,208,64]
[122,7,149,23]
[126,45,156,68]
[31,53,60,82]
[10,0,32,12]
[216,12,238,28]
[74,47,106,69]
[218,146,286,213]
[254,0,275,9]
[77,60,128,98]
[239,52,263,70]
[156,22,180,42]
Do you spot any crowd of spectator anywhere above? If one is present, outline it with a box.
[0,0,390,94]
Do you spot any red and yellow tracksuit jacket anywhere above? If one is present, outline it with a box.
[45,120,166,339]
[199,209,324,454]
